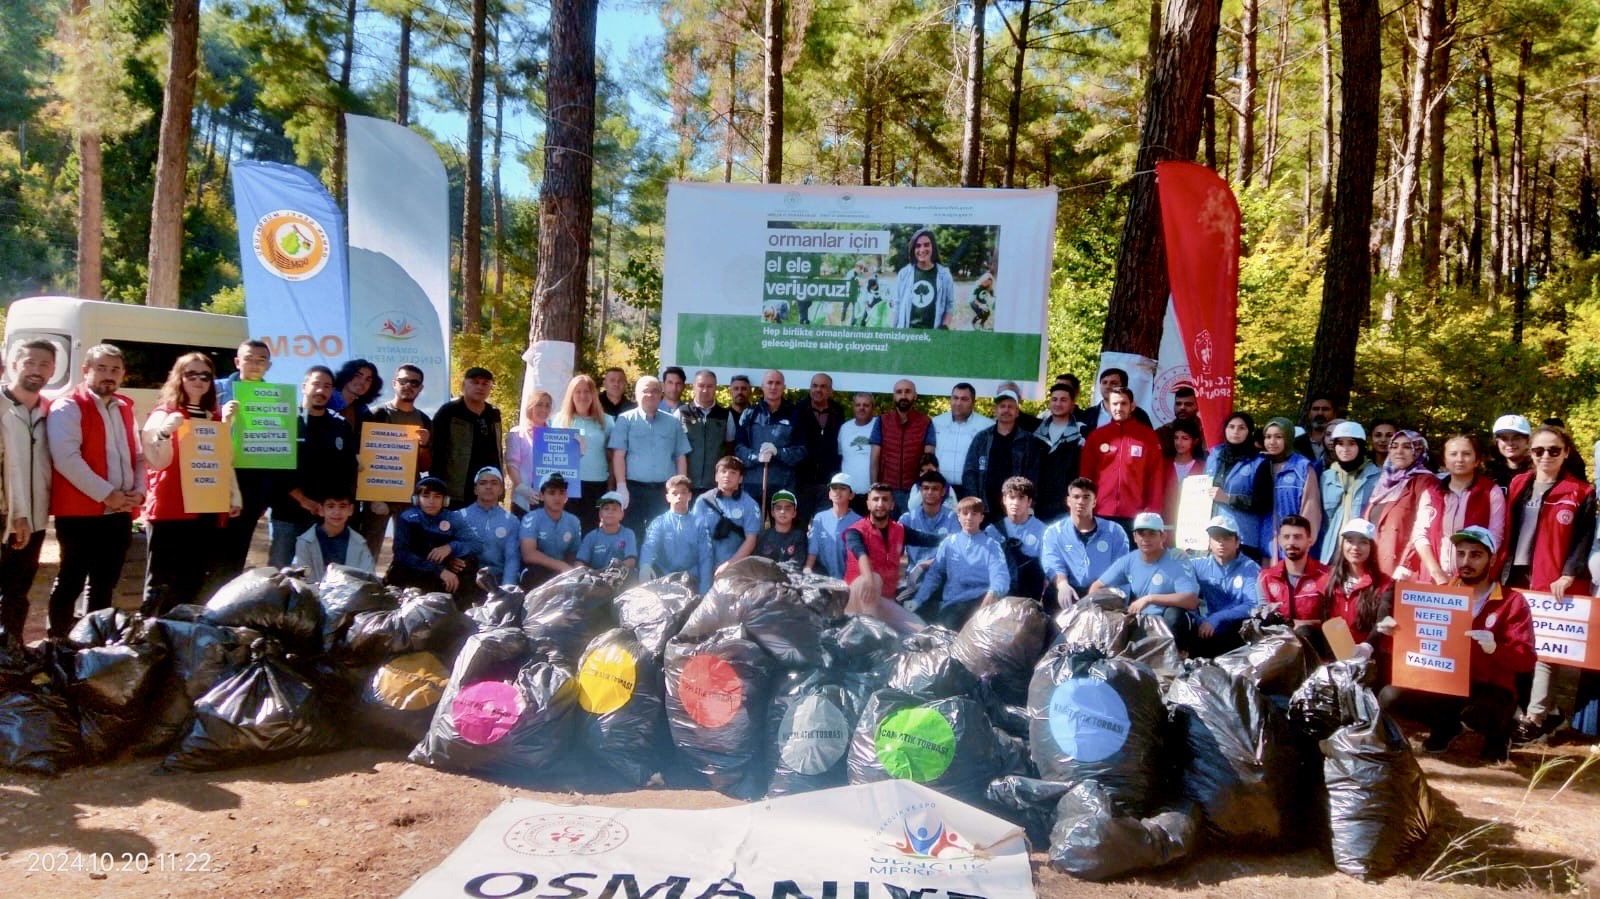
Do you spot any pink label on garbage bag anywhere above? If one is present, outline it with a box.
[453,680,525,745]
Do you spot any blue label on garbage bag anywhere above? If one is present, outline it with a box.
[1048,678,1131,762]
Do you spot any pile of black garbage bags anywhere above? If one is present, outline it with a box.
[0,565,1432,881]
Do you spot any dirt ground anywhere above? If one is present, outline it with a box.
[2,529,1598,898]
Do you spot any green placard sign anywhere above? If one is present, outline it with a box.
[231,381,298,470]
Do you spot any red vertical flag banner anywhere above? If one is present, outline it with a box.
[1156,161,1240,445]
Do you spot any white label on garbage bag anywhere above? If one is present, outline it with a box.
[778,694,851,775]
[1048,678,1131,762]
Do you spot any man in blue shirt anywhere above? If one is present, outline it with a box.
[914,496,1010,630]
[640,476,714,588]
[1042,477,1130,611]
[387,476,479,598]
[1191,514,1263,657]
[806,473,862,578]
[519,472,583,587]
[608,376,691,534]
[1089,511,1200,648]
[984,476,1047,599]
[458,466,521,588]
[577,491,639,571]
[695,455,762,576]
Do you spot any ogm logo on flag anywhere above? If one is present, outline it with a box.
[253,209,332,281]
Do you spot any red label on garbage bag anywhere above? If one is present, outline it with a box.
[453,680,525,745]
[679,655,743,728]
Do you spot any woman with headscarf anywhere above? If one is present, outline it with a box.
[1408,433,1506,584]
[1204,412,1273,561]
[1364,429,1435,578]
[892,228,955,329]
[1318,420,1381,563]
[1261,416,1321,561]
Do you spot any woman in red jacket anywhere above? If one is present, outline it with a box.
[141,353,241,615]
[1408,433,1507,584]
[1504,424,1597,742]
[1306,518,1395,672]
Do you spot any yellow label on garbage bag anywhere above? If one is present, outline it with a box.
[577,644,637,715]
[371,652,450,711]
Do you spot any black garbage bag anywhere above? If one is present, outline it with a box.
[716,556,787,583]
[317,565,388,651]
[681,574,827,669]
[408,629,578,777]
[766,669,861,797]
[1288,660,1370,742]
[203,567,323,651]
[162,638,342,772]
[136,611,256,755]
[342,591,473,664]
[1214,619,1320,700]
[664,627,773,799]
[885,628,979,700]
[786,569,849,618]
[847,688,1009,803]
[0,643,82,774]
[354,651,453,748]
[1028,644,1166,814]
[986,776,1074,845]
[471,582,527,629]
[821,615,902,672]
[613,573,701,659]
[1165,662,1301,845]
[1053,591,1128,650]
[1321,680,1433,879]
[1047,781,1199,881]
[950,597,1050,705]
[65,610,169,760]
[521,567,623,660]
[1110,613,1182,686]
[574,628,664,788]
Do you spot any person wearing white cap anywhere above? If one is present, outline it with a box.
[1317,420,1381,564]
[1487,414,1533,490]
[1190,515,1263,656]
[1378,526,1534,762]
[1307,517,1395,666]
[576,491,638,571]
[1087,511,1200,649]
[458,466,522,587]
[1408,433,1506,584]
[805,473,862,578]
[961,389,1041,528]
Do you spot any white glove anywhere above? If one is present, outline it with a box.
[1351,642,1374,661]
[1374,615,1397,637]
[158,411,186,439]
[1467,629,1496,655]
[758,442,777,463]
[615,483,630,510]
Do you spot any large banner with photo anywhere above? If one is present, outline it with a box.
[662,183,1057,397]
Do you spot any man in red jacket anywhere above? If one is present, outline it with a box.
[1080,387,1164,535]
[1378,525,1535,763]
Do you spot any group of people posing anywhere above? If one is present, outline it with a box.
[0,340,1593,763]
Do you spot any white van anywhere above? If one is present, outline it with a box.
[3,296,250,421]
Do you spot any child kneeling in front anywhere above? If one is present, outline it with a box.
[576,491,638,572]
[519,472,582,587]
[293,487,376,576]
[386,476,479,597]
[912,496,1010,630]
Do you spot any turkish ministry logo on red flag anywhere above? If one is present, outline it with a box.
[1157,161,1240,447]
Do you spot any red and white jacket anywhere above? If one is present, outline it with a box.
[1506,471,1596,593]
[1080,418,1165,519]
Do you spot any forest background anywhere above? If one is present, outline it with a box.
[3,0,1600,454]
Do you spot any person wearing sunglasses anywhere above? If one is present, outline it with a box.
[1505,424,1597,744]
[358,365,433,561]
[140,353,240,615]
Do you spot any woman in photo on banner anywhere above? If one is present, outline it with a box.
[893,227,954,330]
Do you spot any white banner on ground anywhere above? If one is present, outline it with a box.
[662,182,1057,398]
[346,115,451,381]
[400,780,1034,899]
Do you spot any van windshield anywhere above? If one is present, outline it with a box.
[100,339,236,391]
[3,330,72,391]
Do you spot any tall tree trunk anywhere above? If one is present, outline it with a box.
[491,16,506,298]
[1468,76,1484,290]
[1102,0,1222,360]
[334,0,356,205]
[397,12,413,126]
[1235,0,1259,186]
[1420,0,1451,286]
[1481,47,1504,297]
[725,50,737,183]
[960,0,986,187]
[1383,0,1433,296]
[71,0,102,300]
[1303,0,1380,414]
[762,0,784,183]
[462,0,488,334]
[1317,0,1334,229]
[145,0,200,309]
[1260,0,1289,186]
[528,0,598,358]
[1003,0,1032,188]
[1509,37,1530,342]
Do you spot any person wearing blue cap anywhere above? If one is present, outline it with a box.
[806,473,862,578]
[518,472,583,587]
[1089,511,1200,648]
[458,466,521,588]
[913,495,1010,630]
[576,491,639,571]
[640,475,714,588]
[1190,515,1263,656]
[387,476,480,597]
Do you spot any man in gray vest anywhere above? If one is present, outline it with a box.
[678,369,733,495]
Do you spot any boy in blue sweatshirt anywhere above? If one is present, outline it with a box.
[577,491,639,572]
[640,475,714,588]
[519,473,583,587]
[914,496,1010,630]
[1190,515,1263,657]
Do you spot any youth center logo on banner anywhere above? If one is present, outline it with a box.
[232,161,351,373]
